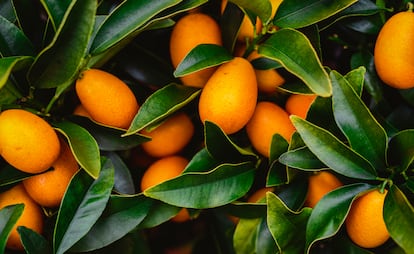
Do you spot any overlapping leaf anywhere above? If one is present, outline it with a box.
[0,15,35,56]
[0,56,33,89]
[387,130,414,173]
[18,226,52,254]
[40,0,73,30]
[230,0,272,25]
[0,204,24,253]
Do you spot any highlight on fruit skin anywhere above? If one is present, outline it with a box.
[0,108,61,174]
[374,9,414,89]
[75,68,139,129]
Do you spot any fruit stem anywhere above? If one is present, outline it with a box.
[408,2,414,12]
[379,179,390,194]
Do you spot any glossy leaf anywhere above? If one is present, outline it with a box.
[105,152,135,195]
[267,134,289,186]
[18,226,52,254]
[256,219,278,254]
[28,0,96,88]
[0,80,23,106]
[39,0,73,30]
[0,165,31,186]
[0,15,35,56]
[221,1,244,53]
[267,192,311,254]
[54,121,101,179]
[259,28,331,97]
[251,57,283,70]
[233,217,261,253]
[291,116,377,180]
[305,183,375,253]
[90,0,181,54]
[387,130,414,173]
[279,146,326,171]
[204,121,258,163]
[344,66,365,96]
[277,176,308,211]
[174,44,232,77]
[384,185,414,253]
[0,204,24,253]
[53,159,114,254]
[144,162,256,209]
[331,70,387,171]
[125,83,200,135]
[273,0,357,28]
[230,0,272,24]
[70,194,152,252]
[184,147,221,173]
[0,56,33,89]
[138,200,182,229]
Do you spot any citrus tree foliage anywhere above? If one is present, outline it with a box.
[0,0,414,253]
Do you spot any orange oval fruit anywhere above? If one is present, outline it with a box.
[170,12,222,88]
[0,109,60,174]
[285,93,317,119]
[23,139,79,207]
[246,101,295,157]
[304,171,343,208]
[0,184,44,251]
[75,69,139,129]
[198,57,258,134]
[374,10,414,89]
[73,104,91,118]
[345,189,390,248]
[141,112,194,158]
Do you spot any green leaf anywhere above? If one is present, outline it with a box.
[18,226,52,254]
[221,1,244,53]
[184,147,221,173]
[277,175,308,211]
[28,0,96,88]
[53,159,114,254]
[104,152,135,195]
[90,0,181,55]
[144,162,256,209]
[305,183,375,253]
[267,192,311,254]
[267,134,290,186]
[40,0,73,30]
[259,28,331,97]
[138,200,182,229]
[279,146,326,171]
[229,0,272,24]
[0,15,35,56]
[70,194,152,252]
[125,83,200,136]
[331,70,387,171]
[256,219,278,254]
[0,56,33,89]
[384,185,414,253]
[344,66,365,96]
[0,80,23,106]
[204,121,258,163]
[0,204,24,253]
[387,130,414,173]
[54,121,101,179]
[174,44,232,77]
[233,217,262,254]
[273,0,358,28]
[0,164,31,186]
[291,116,377,180]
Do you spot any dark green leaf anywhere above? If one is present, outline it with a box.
[18,226,52,254]
[267,134,289,186]
[276,175,308,211]
[344,66,365,96]
[70,194,152,252]
[274,0,357,28]
[53,159,114,254]
[0,80,23,106]
[90,0,181,54]
[144,162,256,209]
[305,183,375,252]
[230,0,272,24]
[388,130,414,172]
[256,219,278,254]
[125,83,200,136]
[291,116,377,180]
[384,185,414,253]
[39,0,73,30]
[0,15,35,56]
[54,121,101,179]
[331,70,387,171]
[0,0,15,22]
[220,1,244,53]
[28,0,96,88]
[218,202,267,219]
[184,148,221,173]
[279,146,326,171]
[259,28,331,97]
[0,164,31,186]
[138,200,182,228]
[104,152,135,194]
[251,57,283,70]
[174,44,232,77]
[267,192,311,254]
[204,121,258,163]
[0,56,33,89]
[0,204,24,253]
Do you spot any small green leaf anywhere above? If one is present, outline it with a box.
[0,165,31,186]
[233,217,261,253]
[0,15,35,56]
[259,28,331,97]
[305,183,375,253]
[291,116,377,180]
[138,200,182,229]
[104,152,135,195]
[387,130,414,173]
[90,0,181,54]
[274,0,358,28]
[125,83,200,136]
[230,0,272,24]
[0,56,33,90]
[174,44,232,77]
[18,226,52,254]
[256,219,278,254]
[53,159,114,254]
[70,194,152,252]
[279,146,326,171]
[384,185,414,253]
[221,1,244,53]
[0,204,24,253]
[277,176,308,211]
[267,192,312,254]
[54,121,101,179]
[39,0,73,30]
[184,148,221,173]
[344,66,365,96]
[267,134,289,186]
[144,162,256,209]
[28,0,96,88]
[331,70,388,171]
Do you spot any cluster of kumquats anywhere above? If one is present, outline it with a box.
[1,0,414,252]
